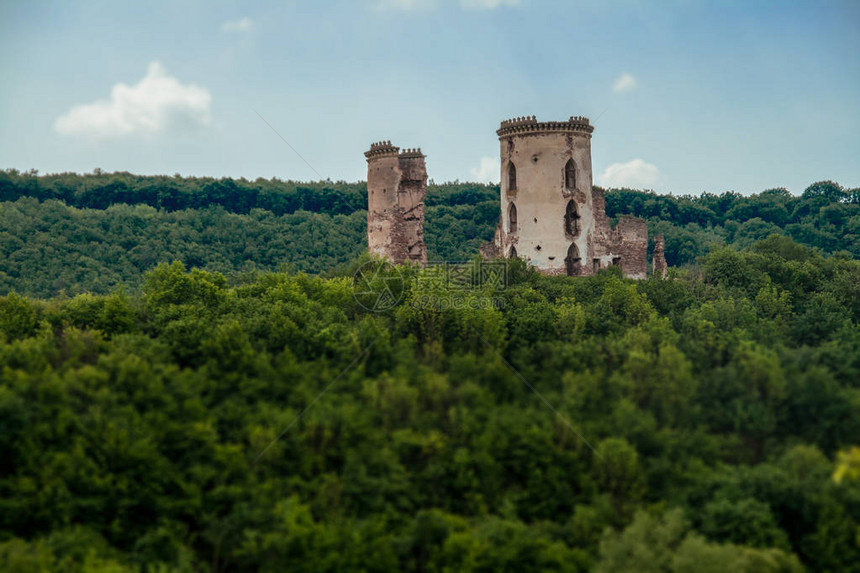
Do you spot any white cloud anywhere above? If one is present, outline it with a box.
[470,156,500,183]
[612,73,637,93]
[598,159,660,189]
[461,0,520,9]
[54,62,212,140]
[221,17,254,33]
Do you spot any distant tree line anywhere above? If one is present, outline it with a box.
[0,169,368,215]
[603,182,860,265]
[0,169,857,298]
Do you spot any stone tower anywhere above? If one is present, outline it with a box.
[364,141,428,266]
[653,234,668,278]
[489,115,649,279]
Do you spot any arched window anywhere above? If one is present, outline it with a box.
[565,243,581,276]
[509,245,518,259]
[564,200,580,237]
[564,159,576,191]
[508,161,517,191]
[508,202,518,234]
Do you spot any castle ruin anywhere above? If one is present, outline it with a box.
[365,116,663,278]
[364,141,428,265]
[485,115,650,279]
[653,234,668,278]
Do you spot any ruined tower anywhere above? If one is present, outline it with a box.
[490,115,649,279]
[364,141,428,266]
[653,234,668,279]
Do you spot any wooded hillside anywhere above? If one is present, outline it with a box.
[1,237,859,572]
[1,169,857,298]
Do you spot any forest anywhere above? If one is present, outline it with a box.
[0,169,858,298]
[0,170,859,572]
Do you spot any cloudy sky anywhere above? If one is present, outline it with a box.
[1,0,858,194]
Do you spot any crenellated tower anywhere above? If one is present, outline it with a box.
[490,115,650,279]
[364,141,428,266]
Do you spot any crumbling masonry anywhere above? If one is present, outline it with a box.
[364,141,428,266]
[653,234,668,278]
[484,115,652,279]
[365,116,665,278]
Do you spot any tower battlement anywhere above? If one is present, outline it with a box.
[497,115,593,138]
[486,114,658,279]
[365,141,400,159]
[399,148,424,158]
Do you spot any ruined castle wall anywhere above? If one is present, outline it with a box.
[612,216,648,279]
[653,233,668,278]
[497,117,595,276]
[396,153,428,265]
[590,187,614,265]
[490,116,656,280]
[361,117,661,279]
[365,142,427,266]
[589,190,648,277]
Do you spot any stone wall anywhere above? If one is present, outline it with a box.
[653,233,668,278]
[493,116,596,276]
[362,118,667,278]
[487,115,655,279]
[611,216,648,279]
[365,142,427,266]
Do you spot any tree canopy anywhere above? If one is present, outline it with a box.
[1,236,859,572]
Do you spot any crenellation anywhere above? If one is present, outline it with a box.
[365,141,400,159]
[497,114,594,138]
[399,147,425,158]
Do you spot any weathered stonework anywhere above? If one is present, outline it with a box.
[362,117,667,277]
[485,115,657,279]
[653,233,668,278]
[364,141,427,266]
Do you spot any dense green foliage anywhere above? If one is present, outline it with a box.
[1,236,859,572]
[1,169,857,298]
[0,198,366,295]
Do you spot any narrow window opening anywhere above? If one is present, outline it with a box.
[566,244,581,276]
[508,161,517,191]
[593,259,600,273]
[565,159,576,191]
[564,201,580,237]
[508,202,518,234]
[509,245,518,259]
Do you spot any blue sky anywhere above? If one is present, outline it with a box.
[1,0,858,194]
